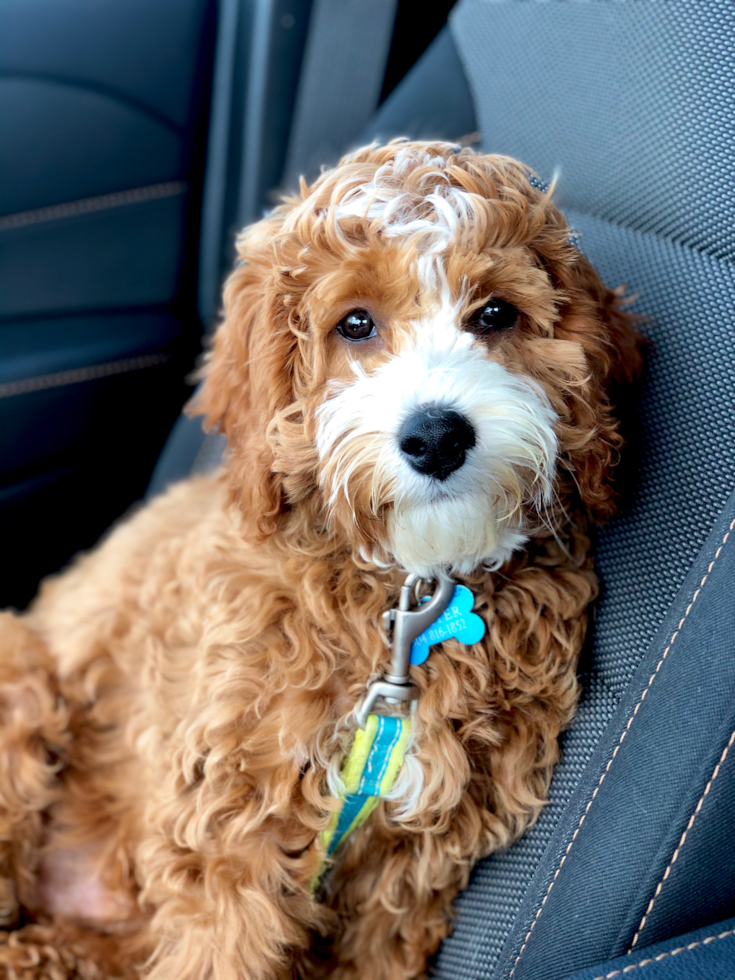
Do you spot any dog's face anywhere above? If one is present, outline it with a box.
[199,142,640,576]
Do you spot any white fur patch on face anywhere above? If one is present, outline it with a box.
[333,148,473,260]
[317,293,558,577]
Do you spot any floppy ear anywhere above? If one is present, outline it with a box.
[549,251,645,522]
[192,220,297,536]
[563,253,644,388]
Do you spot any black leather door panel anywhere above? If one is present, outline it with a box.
[0,0,216,607]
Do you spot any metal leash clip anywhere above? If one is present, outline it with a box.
[355,569,455,729]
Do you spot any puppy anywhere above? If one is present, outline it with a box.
[0,141,641,980]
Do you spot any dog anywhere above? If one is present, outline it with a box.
[0,141,641,980]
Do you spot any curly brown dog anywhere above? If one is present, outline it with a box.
[0,141,641,980]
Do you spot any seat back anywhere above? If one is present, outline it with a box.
[428,2,735,977]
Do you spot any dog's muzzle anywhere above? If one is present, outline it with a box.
[398,406,476,482]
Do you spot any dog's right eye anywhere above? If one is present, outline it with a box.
[336,309,376,341]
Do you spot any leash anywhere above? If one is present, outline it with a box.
[318,712,412,863]
[313,570,486,888]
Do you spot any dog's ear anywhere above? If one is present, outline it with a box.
[561,252,644,388]
[193,218,296,536]
[548,251,645,522]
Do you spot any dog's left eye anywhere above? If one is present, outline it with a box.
[469,299,518,333]
[336,309,376,341]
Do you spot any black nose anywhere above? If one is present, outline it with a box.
[398,407,476,481]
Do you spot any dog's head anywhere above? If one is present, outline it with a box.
[196,141,641,576]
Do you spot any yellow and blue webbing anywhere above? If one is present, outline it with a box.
[314,713,411,884]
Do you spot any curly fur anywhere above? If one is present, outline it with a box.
[0,141,642,980]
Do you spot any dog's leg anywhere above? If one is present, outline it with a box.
[137,800,330,980]
[0,614,145,979]
[0,920,140,980]
[0,613,69,924]
[321,830,465,980]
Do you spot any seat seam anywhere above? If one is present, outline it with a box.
[0,181,188,233]
[628,727,735,950]
[191,430,227,476]
[0,353,172,399]
[508,514,735,978]
[590,928,735,980]
[561,205,735,267]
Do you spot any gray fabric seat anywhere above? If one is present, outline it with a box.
[433,3,735,978]
[150,4,735,977]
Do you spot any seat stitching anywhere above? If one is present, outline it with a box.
[0,353,172,399]
[0,181,188,232]
[629,727,735,950]
[590,928,735,979]
[508,515,735,978]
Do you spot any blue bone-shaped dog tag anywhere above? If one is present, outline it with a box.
[409,585,486,665]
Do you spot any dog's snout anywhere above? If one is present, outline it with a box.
[398,407,476,481]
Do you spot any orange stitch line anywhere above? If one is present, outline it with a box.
[629,727,735,949]
[591,928,735,979]
[0,181,188,232]
[0,353,172,399]
[508,516,735,978]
